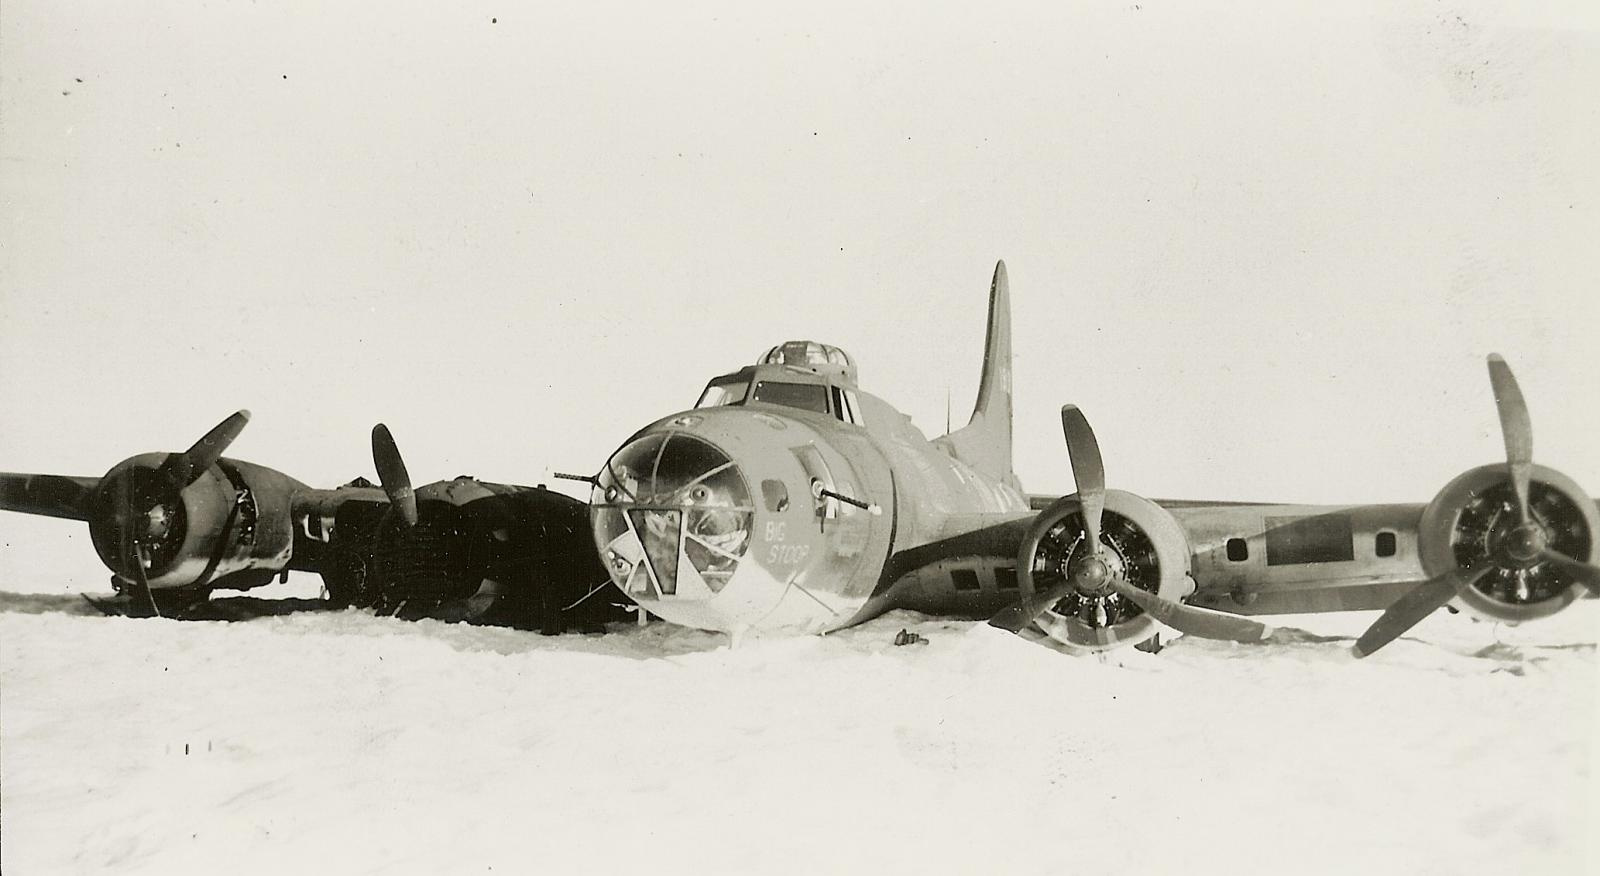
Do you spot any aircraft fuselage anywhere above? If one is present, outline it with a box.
[589,350,1029,637]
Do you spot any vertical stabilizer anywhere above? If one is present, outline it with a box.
[934,261,1019,490]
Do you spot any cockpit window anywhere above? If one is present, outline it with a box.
[696,377,749,409]
[830,386,863,426]
[751,381,829,413]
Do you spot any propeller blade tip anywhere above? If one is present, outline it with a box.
[372,424,403,456]
[989,261,1009,299]
[1485,354,1518,386]
[987,612,1027,634]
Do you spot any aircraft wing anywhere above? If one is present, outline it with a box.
[1028,494,1283,512]
[1158,500,1435,612]
[0,415,623,630]
[0,472,100,521]
[997,354,1600,658]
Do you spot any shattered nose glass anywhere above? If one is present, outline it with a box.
[591,432,754,599]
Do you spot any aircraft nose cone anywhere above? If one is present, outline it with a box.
[590,430,755,601]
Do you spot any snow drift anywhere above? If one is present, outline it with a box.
[2,587,1594,875]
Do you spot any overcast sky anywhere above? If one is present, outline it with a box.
[3,2,1598,586]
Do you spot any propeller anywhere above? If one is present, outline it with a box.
[990,405,1273,644]
[99,410,251,606]
[1536,549,1600,596]
[124,541,163,618]
[1353,567,1489,658]
[1061,406,1105,556]
[1102,575,1272,644]
[1487,354,1533,524]
[987,578,1078,634]
[152,410,253,496]
[1353,355,1600,657]
[371,424,419,529]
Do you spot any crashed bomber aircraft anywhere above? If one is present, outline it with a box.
[0,418,630,632]
[3,261,1598,656]
[584,261,1600,657]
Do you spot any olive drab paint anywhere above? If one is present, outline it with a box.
[586,261,1600,654]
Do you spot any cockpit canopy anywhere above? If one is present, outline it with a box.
[695,341,865,426]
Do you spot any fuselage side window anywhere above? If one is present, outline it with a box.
[751,381,830,414]
[696,377,749,409]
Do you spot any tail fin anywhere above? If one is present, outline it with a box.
[934,261,1019,490]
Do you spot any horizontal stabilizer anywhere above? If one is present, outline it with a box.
[0,472,100,521]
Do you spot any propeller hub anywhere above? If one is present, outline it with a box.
[1500,522,1548,565]
[143,503,174,540]
[1069,555,1113,593]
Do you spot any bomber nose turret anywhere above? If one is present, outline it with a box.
[590,431,756,602]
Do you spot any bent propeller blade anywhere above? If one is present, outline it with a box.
[1105,576,1273,644]
[988,578,1076,633]
[125,541,162,618]
[371,423,419,528]
[1353,567,1487,658]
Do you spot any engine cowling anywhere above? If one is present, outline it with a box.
[1018,488,1193,652]
[1418,463,1599,624]
[87,454,306,594]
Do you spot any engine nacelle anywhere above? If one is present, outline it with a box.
[87,454,307,593]
[1019,489,1193,652]
[315,477,616,628]
[1419,463,1599,624]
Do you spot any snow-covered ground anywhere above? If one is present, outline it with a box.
[2,582,1595,876]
